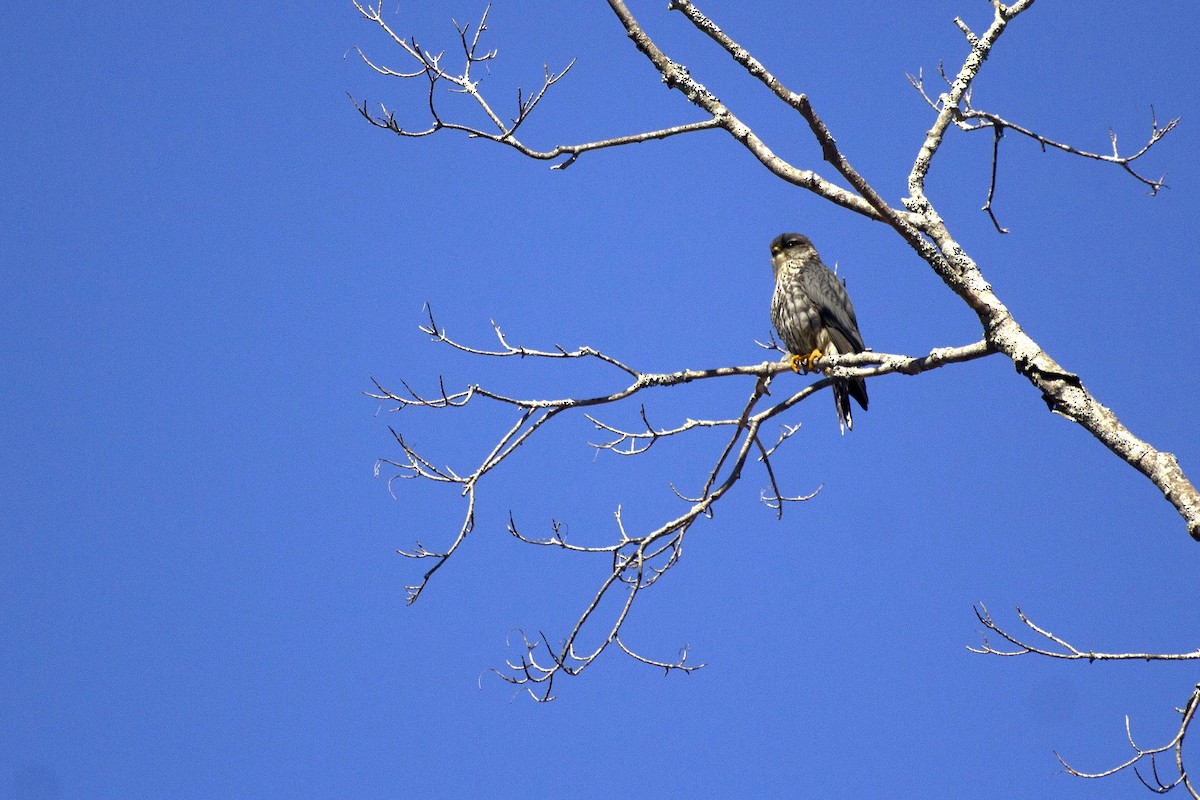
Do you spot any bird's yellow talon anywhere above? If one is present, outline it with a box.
[787,349,823,373]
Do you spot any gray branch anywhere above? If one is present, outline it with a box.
[349,1,720,169]
[970,604,1200,662]
[371,311,992,695]
[971,604,1200,795]
[1056,683,1199,799]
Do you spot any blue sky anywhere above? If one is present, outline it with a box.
[3,2,1198,797]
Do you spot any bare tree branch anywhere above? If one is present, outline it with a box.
[1055,684,1200,799]
[908,68,1176,211]
[891,2,1198,540]
[602,0,925,225]
[970,604,1200,662]
[908,1,1039,197]
[982,125,1009,234]
[349,0,723,169]
[970,605,1199,794]
[355,2,1197,538]
[665,0,922,238]
[372,311,993,690]
[959,105,1175,195]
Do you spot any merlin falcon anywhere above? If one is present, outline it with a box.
[770,233,869,434]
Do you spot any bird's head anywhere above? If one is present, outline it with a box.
[770,232,819,276]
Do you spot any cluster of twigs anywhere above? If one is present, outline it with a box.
[972,605,1199,797]
[349,2,721,169]
[907,64,1177,232]
[371,307,990,699]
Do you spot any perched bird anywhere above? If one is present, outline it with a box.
[769,233,869,434]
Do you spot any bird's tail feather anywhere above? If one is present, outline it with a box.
[833,377,869,435]
[834,380,853,435]
[848,377,869,412]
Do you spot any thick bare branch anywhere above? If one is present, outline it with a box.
[895,5,1200,540]
[666,0,922,238]
[358,4,1199,542]
[593,0,916,223]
